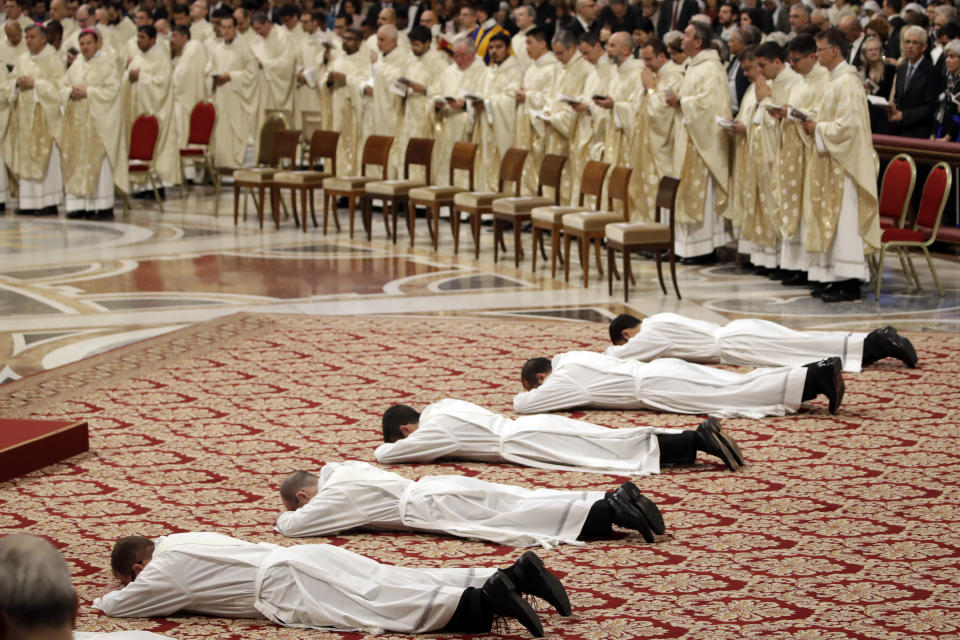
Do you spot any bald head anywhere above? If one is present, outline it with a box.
[377,23,398,53]
[4,20,22,44]
[607,30,633,63]
[838,14,861,40]
[419,9,436,28]
[0,535,77,634]
[50,0,67,20]
[378,6,396,26]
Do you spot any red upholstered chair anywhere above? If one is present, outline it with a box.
[125,114,162,213]
[874,161,952,300]
[878,153,916,229]
[179,101,221,214]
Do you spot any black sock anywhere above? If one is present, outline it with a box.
[577,499,615,539]
[802,364,818,401]
[862,329,882,366]
[441,586,493,633]
[658,430,699,464]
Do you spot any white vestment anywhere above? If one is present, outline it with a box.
[513,352,807,418]
[275,460,601,548]
[605,312,867,372]
[171,39,209,147]
[375,398,671,475]
[93,532,490,634]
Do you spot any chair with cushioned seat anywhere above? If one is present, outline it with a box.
[125,114,163,214]
[871,153,917,278]
[407,142,478,251]
[874,161,951,300]
[233,129,300,229]
[530,160,610,278]
[605,175,681,301]
[563,166,632,287]
[363,138,434,244]
[451,148,528,258]
[271,130,339,233]
[322,135,393,238]
[492,154,567,267]
[178,101,219,213]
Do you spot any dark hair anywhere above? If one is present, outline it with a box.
[408,24,431,42]
[885,0,903,13]
[938,20,960,40]
[578,31,601,46]
[479,0,498,17]
[211,6,232,19]
[644,37,667,56]
[721,1,739,17]
[280,470,317,506]
[220,13,238,26]
[816,26,849,58]
[609,313,641,344]
[110,536,154,578]
[251,10,269,24]
[489,31,511,46]
[521,357,552,389]
[45,19,63,40]
[635,16,653,33]
[382,404,421,443]
[787,33,817,56]
[527,26,549,43]
[172,2,189,15]
[690,20,712,49]
[739,44,757,61]
[755,40,786,62]
[278,3,299,19]
[78,27,101,42]
[345,26,362,39]
[138,24,157,38]
[742,7,769,33]
[171,23,190,37]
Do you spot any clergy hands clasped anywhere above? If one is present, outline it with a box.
[70,86,87,100]
[801,120,817,135]
[15,76,34,89]
[640,67,657,90]
[593,95,614,109]
[214,73,231,87]
[128,68,140,83]
[664,88,679,108]
[515,87,526,104]
[754,77,771,102]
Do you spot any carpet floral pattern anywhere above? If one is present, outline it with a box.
[1,313,958,639]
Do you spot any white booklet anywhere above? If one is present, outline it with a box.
[715,115,737,130]
[866,95,890,107]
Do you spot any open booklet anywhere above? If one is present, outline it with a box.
[787,106,813,122]
[866,95,890,107]
[461,91,484,101]
[763,103,784,112]
[558,94,581,105]
[715,116,738,131]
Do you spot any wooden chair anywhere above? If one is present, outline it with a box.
[492,154,567,267]
[363,137,434,244]
[231,115,287,223]
[298,109,325,167]
[530,160,609,278]
[605,175,681,302]
[178,101,219,213]
[321,135,393,237]
[233,129,301,229]
[264,108,292,127]
[452,148,528,258]
[874,161,951,300]
[125,114,163,213]
[563,166,633,287]
[407,142,477,250]
[271,130,339,233]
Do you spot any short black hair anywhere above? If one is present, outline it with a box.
[526,26,548,43]
[609,313,641,344]
[578,31,600,47]
[279,3,299,19]
[382,404,420,443]
[138,24,157,38]
[172,2,189,15]
[644,37,667,57]
[408,24,431,42]
[690,21,712,49]
[939,20,960,40]
[721,1,739,17]
[110,536,154,578]
[885,0,903,13]
[489,31,511,46]
[521,357,552,389]
[755,40,786,62]
[171,23,190,37]
[816,26,849,59]
[786,33,816,56]
[635,16,653,33]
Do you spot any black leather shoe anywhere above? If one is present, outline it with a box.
[679,250,718,265]
[482,570,544,637]
[820,280,861,303]
[782,271,808,286]
[91,208,115,220]
[696,417,744,470]
[767,268,789,280]
[510,551,571,616]
[66,210,87,219]
[609,493,655,542]
[865,326,918,368]
[804,357,844,414]
[613,482,665,535]
[754,266,771,276]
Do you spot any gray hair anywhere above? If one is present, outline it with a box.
[945,38,960,56]
[516,3,535,20]
[790,3,811,16]
[453,35,476,54]
[0,535,76,631]
[378,23,398,41]
[552,28,577,49]
[902,24,928,42]
[737,24,762,46]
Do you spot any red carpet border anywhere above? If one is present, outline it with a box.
[0,312,958,639]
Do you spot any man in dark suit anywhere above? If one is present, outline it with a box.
[889,24,939,138]
[728,25,760,114]
[839,14,865,68]
[656,0,696,36]
[883,0,904,58]
[597,0,638,34]
[563,0,598,38]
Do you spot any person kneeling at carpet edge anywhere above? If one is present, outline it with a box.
[605,313,918,372]
[376,399,743,474]
[93,532,567,638]
[0,534,175,640]
[277,460,665,545]
[515,352,845,416]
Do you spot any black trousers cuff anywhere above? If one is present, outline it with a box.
[657,430,699,464]
[577,498,615,539]
[441,586,493,633]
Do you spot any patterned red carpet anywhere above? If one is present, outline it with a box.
[1,313,958,639]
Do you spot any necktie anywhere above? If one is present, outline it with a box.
[906,62,916,86]
[671,0,681,30]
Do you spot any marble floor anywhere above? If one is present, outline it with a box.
[1,185,958,382]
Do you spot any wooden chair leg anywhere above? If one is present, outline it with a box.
[623,248,632,303]
[472,213,482,260]
[408,201,417,248]
[593,237,604,278]
[492,217,501,262]
[428,203,439,250]
[531,226,540,272]
[233,183,240,225]
[563,232,572,282]
[309,188,318,230]
[608,246,615,296]
[348,195,356,239]
[513,221,522,268]
[452,207,461,255]
[257,185,266,229]
[550,228,560,279]
[301,188,309,232]
[669,248,681,299]
[654,249,667,294]
[580,236,590,288]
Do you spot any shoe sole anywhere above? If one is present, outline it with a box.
[698,424,742,471]
[883,327,918,368]
[701,417,745,466]
[617,482,666,535]
[483,571,544,637]
[517,551,572,616]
